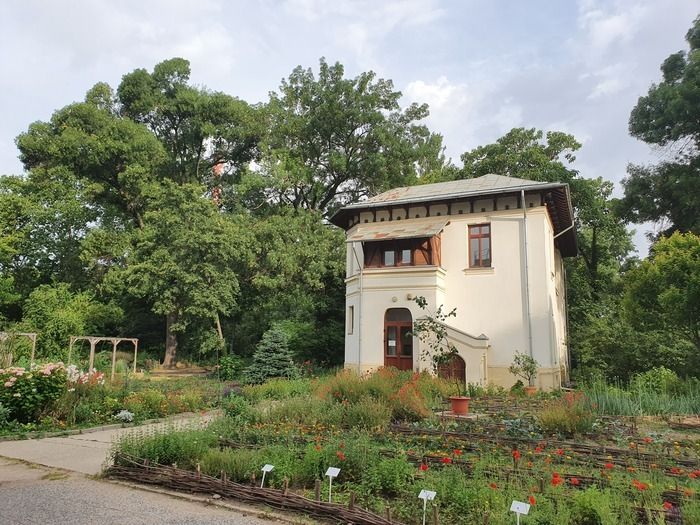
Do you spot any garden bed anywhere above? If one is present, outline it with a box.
[107,370,700,524]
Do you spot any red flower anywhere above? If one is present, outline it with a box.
[556,448,564,456]
[690,471,700,479]
[551,473,563,486]
[512,450,521,461]
[670,467,684,475]
[441,457,452,464]
[643,437,653,444]
[314,445,321,451]
[534,446,543,454]
[632,479,648,491]
[604,462,614,470]
[663,501,673,511]
[569,477,580,486]
[336,451,346,461]
[419,463,429,472]
[453,449,463,456]
[528,496,536,506]
[489,482,498,489]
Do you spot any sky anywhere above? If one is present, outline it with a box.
[1,0,697,255]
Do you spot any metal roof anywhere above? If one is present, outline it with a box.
[330,173,577,257]
[343,174,554,209]
[346,217,449,243]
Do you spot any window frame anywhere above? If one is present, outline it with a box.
[468,223,492,268]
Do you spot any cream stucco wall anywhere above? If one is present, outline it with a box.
[343,203,569,390]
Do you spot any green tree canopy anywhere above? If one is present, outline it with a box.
[621,16,700,236]
[257,58,446,216]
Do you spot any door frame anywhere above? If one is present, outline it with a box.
[384,309,414,370]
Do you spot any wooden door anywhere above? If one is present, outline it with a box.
[438,354,466,384]
[384,309,413,370]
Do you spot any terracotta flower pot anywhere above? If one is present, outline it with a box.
[524,386,537,396]
[449,396,470,415]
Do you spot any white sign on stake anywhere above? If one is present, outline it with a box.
[325,467,341,503]
[510,500,531,525]
[260,464,274,488]
[418,490,437,525]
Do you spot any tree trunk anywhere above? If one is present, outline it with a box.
[163,311,178,368]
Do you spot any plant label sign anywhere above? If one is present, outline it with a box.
[510,501,530,515]
[260,464,275,488]
[325,467,341,503]
[325,467,341,478]
[418,489,436,501]
[418,490,437,525]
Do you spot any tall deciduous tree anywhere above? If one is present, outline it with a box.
[621,16,700,236]
[102,181,252,367]
[258,58,447,216]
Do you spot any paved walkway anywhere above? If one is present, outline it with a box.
[0,458,275,525]
[0,412,215,475]
[0,413,290,524]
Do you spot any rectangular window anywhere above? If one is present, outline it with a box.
[347,306,354,334]
[469,223,491,267]
[363,237,436,268]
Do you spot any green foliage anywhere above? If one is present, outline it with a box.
[122,389,169,419]
[258,57,446,216]
[243,326,299,384]
[19,283,123,361]
[622,16,700,235]
[241,377,312,402]
[0,402,10,428]
[0,364,66,422]
[113,428,216,469]
[221,395,255,423]
[218,354,242,381]
[508,351,539,386]
[538,392,596,436]
[583,378,700,416]
[411,296,458,374]
[624,232,700,365]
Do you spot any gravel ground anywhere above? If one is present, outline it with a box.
[0,458,280,525]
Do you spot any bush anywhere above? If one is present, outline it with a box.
[242,377,311,402]
[0,363,67,422]
[244,326,299,384]
[218,355,242,381]
[0,401,10,428]
[122,389,168,419]
[221,396,255,423]
[538,391,596,435]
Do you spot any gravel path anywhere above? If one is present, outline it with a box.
[0,458,277,525]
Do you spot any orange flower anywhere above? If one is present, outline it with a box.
[489,482,498,489]
[663,501,673,510]
[512,450,521,461]
[314,445,321,451]
[569,477,580,486]
[643,437,653,444]
[336,451,346,461]
[453,449,463,456]
[528,496,536,506]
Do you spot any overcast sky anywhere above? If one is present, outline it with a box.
[1,0,697,255]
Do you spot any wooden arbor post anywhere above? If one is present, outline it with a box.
[68,336,139,378]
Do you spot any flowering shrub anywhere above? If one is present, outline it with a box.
[0,363,67,422]
[115,410,134,423]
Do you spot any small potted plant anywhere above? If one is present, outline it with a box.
[412,297,470,415]
[508,352,539,395]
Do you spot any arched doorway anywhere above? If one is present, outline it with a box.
[384,308,413,370]
[438,354,466,384]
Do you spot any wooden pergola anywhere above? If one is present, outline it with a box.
[0,331,38,366]
[68,336,139,381]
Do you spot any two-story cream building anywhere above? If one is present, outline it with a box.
[329,174,576,390]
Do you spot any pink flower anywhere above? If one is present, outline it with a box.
[3,381,13,388]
